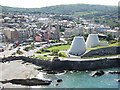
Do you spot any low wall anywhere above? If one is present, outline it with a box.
[81,46,120,58]
[1,56,120,71]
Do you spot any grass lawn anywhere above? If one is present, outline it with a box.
[36,44,70,54]
[35,55,51,60]
[47,44,70,51]
[35,44,70,60]
[82,54,119,59]
[35,42,120,60]
[109,42,120,47]
[88,42,120,50]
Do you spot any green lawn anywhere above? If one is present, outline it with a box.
[88,42,120,50]
[36,44,70,54]
[35,44,70,60]
[34,55,51,60]
[82,54,119,59]
[35,42,120,60]
[109,42,120,47]
[47,44,70,51]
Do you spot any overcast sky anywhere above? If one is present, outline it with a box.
[0,0,119,8]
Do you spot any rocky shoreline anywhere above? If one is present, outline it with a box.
[0,78,52,86]
[0,58,120,87]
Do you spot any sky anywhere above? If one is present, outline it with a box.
[0,0,119,8]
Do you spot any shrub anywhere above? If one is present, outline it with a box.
[44,49,50,52]
[58,52,68,57]
[51,49,59,55]
[110,40,117,44]
[44,55,47,57]
[24,46,33,51]
[106,34,114,41]
[16,50,23,55]
[36,51,41,54]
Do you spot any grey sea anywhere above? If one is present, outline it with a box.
[32,68,120,88]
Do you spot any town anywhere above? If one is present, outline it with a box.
[0,12,119,59]
[0,1,120,88]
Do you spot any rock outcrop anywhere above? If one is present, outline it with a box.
[91,70,105,77]
[0,78,52,86]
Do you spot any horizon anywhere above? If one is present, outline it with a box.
[0,0,119,8]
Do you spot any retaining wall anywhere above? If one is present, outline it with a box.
[81,46,120,58]
[2,56,120,71]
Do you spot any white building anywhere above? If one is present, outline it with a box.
[38,18,50,24]
[86,34,100,48]
[84,26,96,34]
[69,36,86,56]
[73,25,84,36]
[64,25,84,38]
[64,28,74,38]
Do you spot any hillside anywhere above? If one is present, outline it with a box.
[0,4,118,28]
[1,4,117,15]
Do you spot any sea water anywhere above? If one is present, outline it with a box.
[32,68,120,88]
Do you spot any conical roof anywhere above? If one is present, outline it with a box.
[69,36,86,56]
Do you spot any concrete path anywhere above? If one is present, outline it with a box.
[61,55,120,61]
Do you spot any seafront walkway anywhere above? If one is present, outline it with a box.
[61,55,120,61]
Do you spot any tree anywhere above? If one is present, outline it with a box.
[60,27,65,32]
[83,33,88,41]
[106,34,114,41]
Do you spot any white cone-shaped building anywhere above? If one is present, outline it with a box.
[86,34,100,48]
[69,36,86,56]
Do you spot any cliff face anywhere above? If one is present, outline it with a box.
[81,46,120,58]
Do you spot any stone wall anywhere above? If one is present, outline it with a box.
[50,58,120,71]
[2,56,120,71]
[81,46,120,58]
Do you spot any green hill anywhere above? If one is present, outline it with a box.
[0,4,118,28]
[1,4,117,15]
